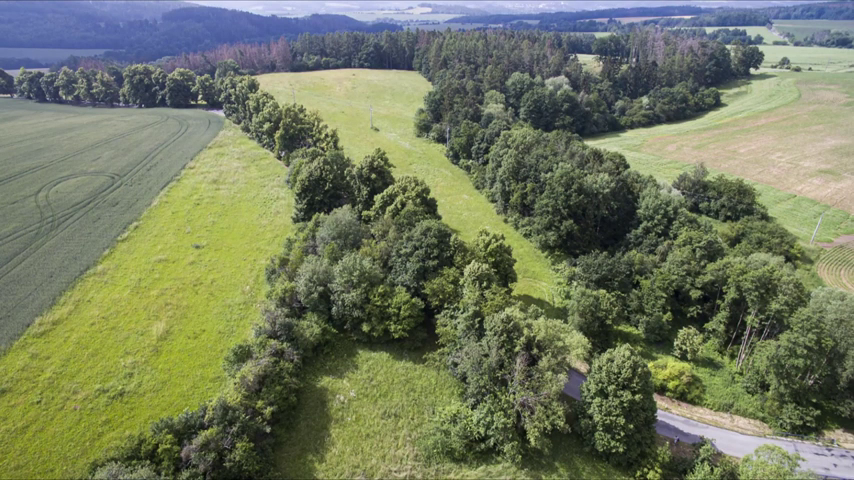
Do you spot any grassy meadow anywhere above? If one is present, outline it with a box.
[276,339,624,479]
[772,19,854,41]
[259,70,558,304]
[756,44,854,71]
[0,100,222,348]
[0,123,293,478]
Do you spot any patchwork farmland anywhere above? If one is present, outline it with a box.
[0,99,222,348]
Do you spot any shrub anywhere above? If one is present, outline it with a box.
[673,326,704,361]
[649,358,704,404]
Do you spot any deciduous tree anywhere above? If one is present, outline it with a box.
[580,344,657,466]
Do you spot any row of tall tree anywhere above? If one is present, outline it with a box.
[161,37,293,76]
[82,71,663,477]
[414,27,763,146]
[12,65,202,108]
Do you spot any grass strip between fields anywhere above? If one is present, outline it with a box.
[0,122,293,479]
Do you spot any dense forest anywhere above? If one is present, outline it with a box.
[413,28,760,144]
[6,60,819,480]
[448,5,707,26]
[402,25,851,435]
[761,1,854,20]
[645,10,771,28]
[0,2,398,62]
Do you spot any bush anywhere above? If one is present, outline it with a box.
[649,358,705,404]
[419,403,481,462]
[791,66,802,72]
[673,326,704,361]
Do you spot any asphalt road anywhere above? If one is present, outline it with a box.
[563,370,854,478]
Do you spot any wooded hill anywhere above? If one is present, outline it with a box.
[0,2,399,62]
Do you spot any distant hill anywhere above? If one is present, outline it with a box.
[417,3,488,15]
[0,2,400,62]
[447,5,708,25]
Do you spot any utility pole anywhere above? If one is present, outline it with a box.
[292,88,296,105]
[810,212,825,245]
[370,105,373,129]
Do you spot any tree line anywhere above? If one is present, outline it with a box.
[760,1,854,20]
[415,27,762,150]
[645,10,771,28]
[8,46,831,478]
[77,69,642,478]
[801,30,854,49]
[449,5,707,27]
[79,70,824,480]
[405,24,851,436]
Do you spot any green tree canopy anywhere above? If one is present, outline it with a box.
[164,68,197,108]
[288,148,354,223]
[580,344,657,466]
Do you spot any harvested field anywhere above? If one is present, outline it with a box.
[639,74,854,213]
[0,99,222,348]
[588,72,854,245]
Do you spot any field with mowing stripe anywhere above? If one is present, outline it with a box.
[0,99,222,348]
[259,70,623,477]
[0,122,293,479]
[817,243,854,292]
[587,72,854,245]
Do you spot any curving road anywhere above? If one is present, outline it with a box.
[563,370,854,478]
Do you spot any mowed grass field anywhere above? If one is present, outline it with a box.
[756,44,854,72]
[773,19,854,41]
[259,70,624,477]
[817,243,854,292]
[587,72,854,245]
[0,47,111,64]
[0,122,293,478]
[0,99,222,348]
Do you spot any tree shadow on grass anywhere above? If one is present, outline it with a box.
[270,334,445,478]
[272,338,359,479]
[514,293,563,319]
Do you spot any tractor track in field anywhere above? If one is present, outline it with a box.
[0,116,190,284]
[0,115,169,188]
[0,113,106,150]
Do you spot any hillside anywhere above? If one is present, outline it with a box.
[0,2,399,61]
